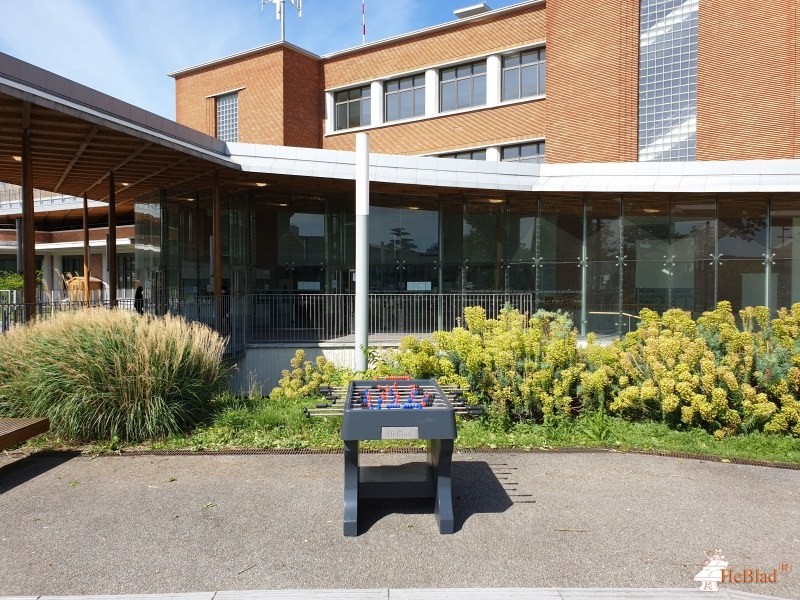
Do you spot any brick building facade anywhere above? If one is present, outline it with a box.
[171,0,800,163]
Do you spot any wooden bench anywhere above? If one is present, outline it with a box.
[0,417,50,451]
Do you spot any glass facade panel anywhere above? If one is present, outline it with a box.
[215,92,238,143]
[623,195,669,313]
[670,195,715,313]
[718,259,766,313]
[464,199,504,291]
[585,196,621,333]
[141,189,800,341]
[770,196,800,310]
[638,0,697,161]
[134,191,164,311]
[538,194,582,320]
[717,196,767,259]
[369,196,438,291]
[440,196,464,292]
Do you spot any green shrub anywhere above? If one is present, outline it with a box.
[371,305,584,424]
[269,349,352,400]
[0,309,229,442]
[268,303,800,439]
[609,302,800,438]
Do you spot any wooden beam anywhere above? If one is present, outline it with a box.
[83,192,89,303]
[21,110,36,323]
[54,124,98,192]
[108,171,117,307]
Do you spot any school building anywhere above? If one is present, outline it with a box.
[2,0,800,386]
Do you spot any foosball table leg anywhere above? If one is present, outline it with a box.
[428,438,455,534]
[343,439,359,536]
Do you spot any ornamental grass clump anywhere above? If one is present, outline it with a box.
[0,309,229,442]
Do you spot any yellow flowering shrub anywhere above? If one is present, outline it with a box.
[607,301,800,437]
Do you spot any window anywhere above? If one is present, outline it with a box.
[62,256,84,278]
[501,141,545,163]
[440,61,486,112]
[502,48,546,101]
[440,149,487,160]
[384,74,425,122]
[334,86,371,130]
[117,253,135,289]
[215,92,238,142]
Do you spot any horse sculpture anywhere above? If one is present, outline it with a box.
[59,271,106,303]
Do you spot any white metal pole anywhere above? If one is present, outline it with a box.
[355,133,370,371]
[280,0,286,42]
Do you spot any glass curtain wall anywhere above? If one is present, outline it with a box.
[140,189,799,338]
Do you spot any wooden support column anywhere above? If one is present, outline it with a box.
[107,171,117,307]
[21,110,36,323]
[212,176,223,330]
[83,193,90,304]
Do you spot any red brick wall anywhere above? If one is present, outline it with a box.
[283,49,323,147]
[322,5,546,88]
[175,48,287,145]
[324,101,545,155]
[545,0,639,163]
[697,0,799,160]
[175,47,322,148]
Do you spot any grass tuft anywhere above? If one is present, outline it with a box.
[0,309,229,442]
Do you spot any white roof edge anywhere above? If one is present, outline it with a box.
[226,142,800,194]
[168,41,321,78]
[321,0,543,60]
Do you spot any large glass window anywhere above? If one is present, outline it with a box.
[506,195,537,291]
[440,61,486,112]
[770,195,800,311]
[215,92,238,143]
[440,149,487,160]
[369,196,439,292]
[502,48,546,101]
[334,86,371,130]
[501,142,545,164]
[538,194,583,323]
[670,195,715,314]
[717,196,768,312]
[384,74,425,122]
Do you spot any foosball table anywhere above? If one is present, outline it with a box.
[306,377,481,536]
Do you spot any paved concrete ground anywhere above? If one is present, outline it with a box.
[0,450,797,599]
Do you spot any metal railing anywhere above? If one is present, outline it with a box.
[246,292,570,343]
[1,292,639,352]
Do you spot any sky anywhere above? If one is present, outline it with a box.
[0,0,521,120]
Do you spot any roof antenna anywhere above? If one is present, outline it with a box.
[362,0,366,45]
[261,0,303,43]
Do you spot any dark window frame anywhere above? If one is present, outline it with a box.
[501,47,546,102]
[334,86,372,131]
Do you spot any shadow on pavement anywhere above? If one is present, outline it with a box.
[0,452,78,494]
[357,460,514,534]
